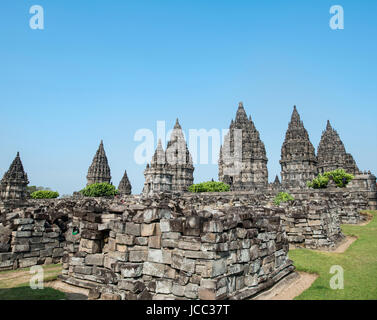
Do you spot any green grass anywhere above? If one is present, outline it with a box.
[0,264,65,300]
[0,286,65,300]
[289,211,377,300]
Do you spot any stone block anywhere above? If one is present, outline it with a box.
[178,239,201,251]
[156,279,173,294]
[184,283,199,299]
[198,288,216,300]
[148,236,161,249]
[79,239,101,254]
[116,234,135,245]
[74,266,93,275]
[143,262,165,277]
[85,254,104,266]
[13,244,30,253]
[120,263,143,278]
[202,221,223,233]
[129,250,148,262]
[125,223,141,236]
[19,257,38,268]
[141,223,156,237]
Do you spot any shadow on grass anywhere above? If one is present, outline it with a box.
[0,286,66,300]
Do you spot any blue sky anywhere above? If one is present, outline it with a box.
[1,0,376,195]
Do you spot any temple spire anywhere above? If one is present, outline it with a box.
[166,119,194,191]
[326,120,332,131]
[280,106,317,189]
[86,140,112,186]
[235,101,248,123]
[174,118,182,129]
[0,152,29,201]
[317,121,359,174]
[219,102,268,190]
[118,170,132,195]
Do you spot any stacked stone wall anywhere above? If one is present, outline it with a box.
[0,200,70,270]
[61,195,294,300]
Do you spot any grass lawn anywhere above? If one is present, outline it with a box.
[289,210,377,300]
[0,264,65,300]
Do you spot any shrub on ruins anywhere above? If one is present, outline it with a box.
[306,174,329,189]
[80,183,118,197]
[188,181,230,193]
[273,192,294,206]
[31,190,59,199]
[323,168,354,188]
[307,169,354,189]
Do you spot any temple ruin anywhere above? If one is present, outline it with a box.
[0,102,376,300]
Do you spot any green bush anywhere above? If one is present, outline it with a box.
[31,190,59,199]
[307,168,354,189]
[80,183,118,197]
[273,192,294,206]
[188,181,230,193]
[323,168,354,188]
[306,174,329,189]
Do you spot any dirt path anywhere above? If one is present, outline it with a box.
[0,266,62,288]
[45,280,89,300]
[254,272,318,300]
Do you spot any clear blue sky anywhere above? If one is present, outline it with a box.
[1,0,376,195]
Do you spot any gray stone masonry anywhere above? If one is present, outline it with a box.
[87,140,112,186]
[219,102,268,191]
[60,194,294,300]
[0,152,29,202]
[280,106,318,189]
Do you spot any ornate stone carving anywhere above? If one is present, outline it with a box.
[317,120,359,175]
[166,119,194,192]
[280,106,317,189]
[0,152,29,201]
[86,140,112,186]
[219,102,268,190]
[118,170,132,195]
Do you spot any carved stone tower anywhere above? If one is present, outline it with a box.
[280,106,317,189]
[118,170,132,195]
[143,140,173,195]
[166,119,194,192]
[86,140,112,186]
[219,102,268,190]
[317,120,359,175]
[0,152,29,201]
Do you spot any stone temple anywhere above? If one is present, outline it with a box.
[1,101,376,301]
[118,170,132,195]
[280,106,318,189]
[86,140,112,186]
[143,139,173,195]
[0,152,29,201]
[218,102,268,190]
[317,120,359,175]
[143,119,194,195]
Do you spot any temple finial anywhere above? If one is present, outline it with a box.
[174,118,182,129]
[326,120,332,130]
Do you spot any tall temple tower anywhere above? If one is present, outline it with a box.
[0,152,29,201]
[280,106,317,189]
[143,140,173,195]
[86,140,112,186]
[118,170,132,195]
[218,102,268,190]
[165,119,194,192]
[317,120,359,175]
